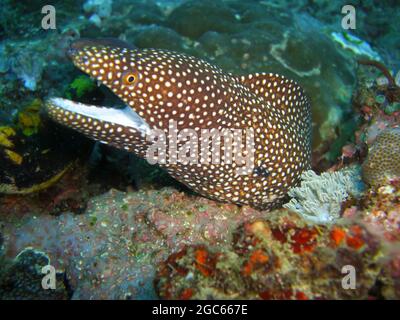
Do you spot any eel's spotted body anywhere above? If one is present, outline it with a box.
[46,39,311,210]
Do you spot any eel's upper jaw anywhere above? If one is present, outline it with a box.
[45,97,151,137]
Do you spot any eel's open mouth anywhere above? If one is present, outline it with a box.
[45,97,151,136]
[45,96,152,153]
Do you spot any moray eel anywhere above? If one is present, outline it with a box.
[45,39,311,210]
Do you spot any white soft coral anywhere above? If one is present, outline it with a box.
[284,166,364,225]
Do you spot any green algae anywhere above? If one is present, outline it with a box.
[66,75,96,100]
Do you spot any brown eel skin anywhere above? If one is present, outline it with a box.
[46,39,311,210]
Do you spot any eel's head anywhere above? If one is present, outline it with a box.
[45,39,154,151]
[46,38,223,151]
[67,38,143,107]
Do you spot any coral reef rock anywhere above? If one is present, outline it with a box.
[362,128,400,186]
[155,211,392,300]
[0,248,69,300]
[2,187,269,299]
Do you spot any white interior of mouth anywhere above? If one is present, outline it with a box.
[48,97,151,135]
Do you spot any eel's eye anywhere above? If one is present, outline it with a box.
[122,72,137,85]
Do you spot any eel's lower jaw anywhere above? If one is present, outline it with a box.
[45,97,152,139]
